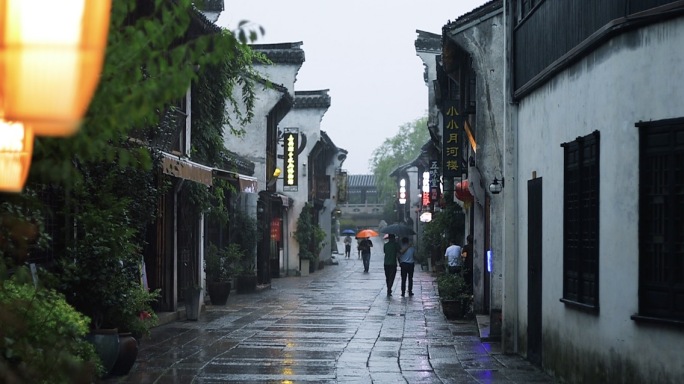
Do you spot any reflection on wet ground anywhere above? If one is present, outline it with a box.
[105,237,557,383]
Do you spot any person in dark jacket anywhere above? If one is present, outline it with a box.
[383,234,401,296]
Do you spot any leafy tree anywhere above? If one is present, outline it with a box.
[294,203,326,261]
[369,116,429,221]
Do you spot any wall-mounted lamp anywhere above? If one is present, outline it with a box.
[267,167,281,188]
[489,177,504,194]
[302,163,306,177]
[0,0,112,191]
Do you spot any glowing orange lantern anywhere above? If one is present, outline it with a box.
[0,120,32,192]
[1,0,112,136]
[0,0,111,191]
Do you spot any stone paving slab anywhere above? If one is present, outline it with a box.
[104,237,557,383]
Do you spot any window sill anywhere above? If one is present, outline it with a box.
[631,314,684,329]
[560,298,599,314]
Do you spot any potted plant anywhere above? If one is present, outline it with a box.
[293,203,326,275]
[204,243,242,305]
[228,209,258,293]
[437,272,472,320]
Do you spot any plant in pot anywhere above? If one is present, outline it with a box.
[229,209,258,294]
[204,243,242,305]
[437,272,473,320]
[293,203,326,274]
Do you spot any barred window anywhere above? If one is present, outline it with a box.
[636,119,684,323]
[561,131,600,310]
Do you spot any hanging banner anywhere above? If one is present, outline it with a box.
[336,171,348,203]
[283,129,299,192]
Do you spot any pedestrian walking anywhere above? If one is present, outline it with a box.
[461,235,473,291]
[383,234,400,296]
[343,235,352,258]
[358,236,367,259]
[399,237,416,296]
[445,239,463,275]
[358,237,373,272]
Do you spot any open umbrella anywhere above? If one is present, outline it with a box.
[341,229,356,235]
[379,223,415,237]
[356,229,379,238]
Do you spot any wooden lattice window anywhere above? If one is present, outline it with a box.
[636,118,684,323]
[561,131,600,310]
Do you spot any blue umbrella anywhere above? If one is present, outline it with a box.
[341,229,356,235]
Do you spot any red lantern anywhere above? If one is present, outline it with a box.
[455,180,473,202]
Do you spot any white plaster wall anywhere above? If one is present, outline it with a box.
[449,10,505,325]
[514,19,684,379]
[277,107,326,273]
[223,85,281,189]
[416,49,440,128]
[223,61,301,192]
[255,63,300,96]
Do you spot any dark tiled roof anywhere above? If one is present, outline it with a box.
[219,150,255,176]
[294,90,331,109]
[444,0,503,33]
[251,42,306,64]
[196,0,224,13]
[347,174,376,188]
[189,6,221,35]
[415,30,442,52]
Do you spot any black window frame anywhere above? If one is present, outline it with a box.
[560,131,600,312]
[632,118,684,326]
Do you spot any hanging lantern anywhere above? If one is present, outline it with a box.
[0,0,112,136]
[0,120,33,191]
[455,179,473,202]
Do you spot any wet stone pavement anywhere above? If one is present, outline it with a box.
[105,237,557,383]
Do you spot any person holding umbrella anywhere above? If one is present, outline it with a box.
[358,237,373,272]
[343,234,352,258]
[383,234,400,296]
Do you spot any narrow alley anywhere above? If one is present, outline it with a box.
[106,237,556,383]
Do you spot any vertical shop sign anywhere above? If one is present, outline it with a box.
[284,129,298,192]
[337,171,348,203]
[270,217,281,241]
[442,99,463,183]
[429,160,440,202]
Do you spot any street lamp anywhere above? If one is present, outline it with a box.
[489,177,504,194]
[0,0,112,191]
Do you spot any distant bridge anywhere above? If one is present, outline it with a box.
[339,203,385,228]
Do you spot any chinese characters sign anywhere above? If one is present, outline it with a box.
[284,130,298,192]
[429,160,440,203]
[442,99,463,182]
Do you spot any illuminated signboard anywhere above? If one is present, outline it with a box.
[398,178,407,205]
[442,99,463,184]
[284,130,298,192]
[429,159,440,202]
[422,171,430,206]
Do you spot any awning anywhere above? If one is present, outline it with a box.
[275,193,291,207]
[161,152,213,186]
[213,168,257,193]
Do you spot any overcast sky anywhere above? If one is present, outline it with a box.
[218,0,489,175]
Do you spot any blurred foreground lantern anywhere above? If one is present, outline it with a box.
[0,0,112,191]
[0,120,32,191]
[1,0,112,136]
[455,179,473,202]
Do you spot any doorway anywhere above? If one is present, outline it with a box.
[527,177,543,366]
